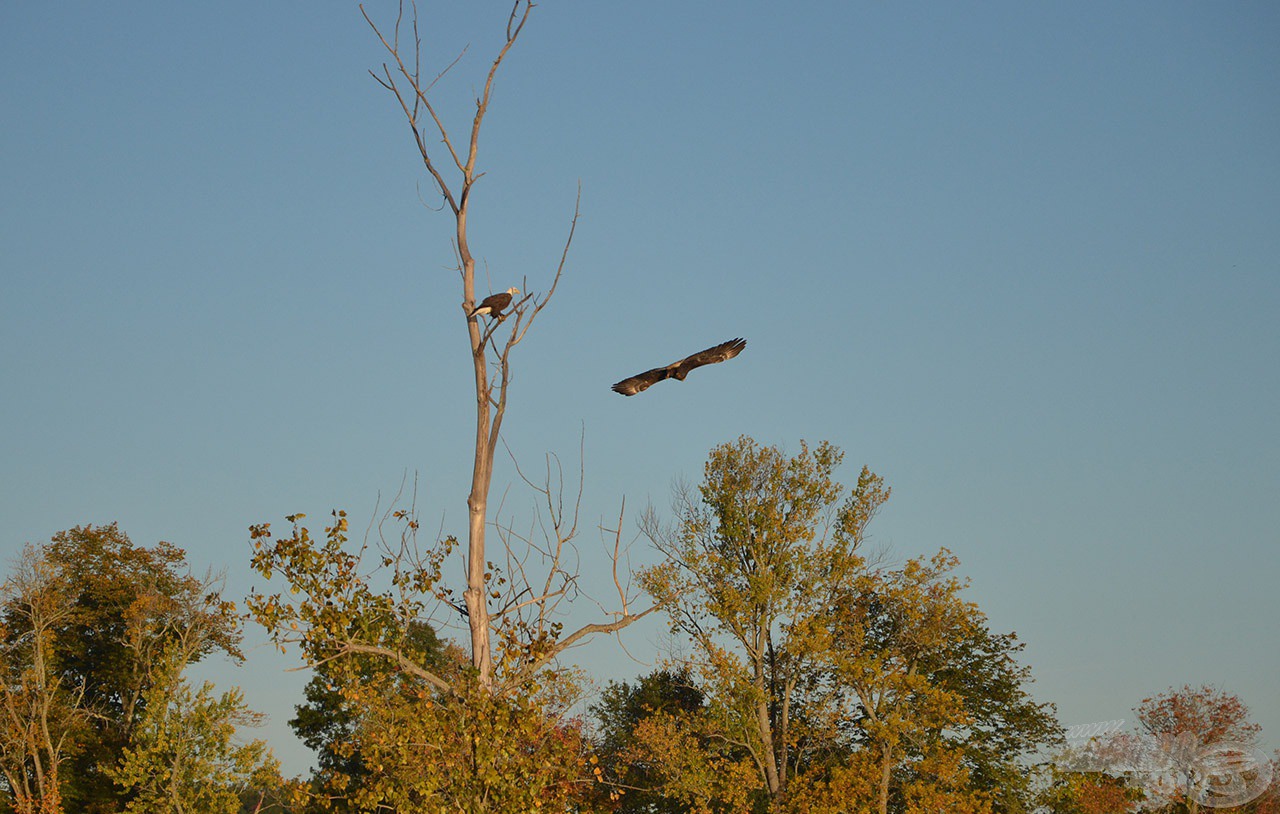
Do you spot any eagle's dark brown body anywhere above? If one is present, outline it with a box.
[611,338,746,396]
[468,287,519,318]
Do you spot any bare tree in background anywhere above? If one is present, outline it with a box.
[0,546,87,814]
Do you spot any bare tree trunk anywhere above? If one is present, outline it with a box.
[457,193,490,683]
[465,342,494,685]
[363,1,534,691]
[359,2,654,698]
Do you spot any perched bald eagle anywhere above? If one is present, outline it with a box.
[611,337,746,396]
[468,287,520,319]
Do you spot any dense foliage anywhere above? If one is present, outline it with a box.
[0,525,278,814]
[3,447,1274,813]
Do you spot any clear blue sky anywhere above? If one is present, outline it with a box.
[3,2,1277,776]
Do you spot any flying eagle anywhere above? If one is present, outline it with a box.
[468,287,520,319]
[611,337,747,396]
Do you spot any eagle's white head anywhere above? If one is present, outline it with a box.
[507,287,520,296]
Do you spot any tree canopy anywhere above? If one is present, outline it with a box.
[0,525,263,814]
[627,436,1062,813]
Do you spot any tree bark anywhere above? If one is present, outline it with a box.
[877,749,891,814]
[460,205,494,688]
[754,628,780,796]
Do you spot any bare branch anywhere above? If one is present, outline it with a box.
[514,185,579,346]
[339,642,452,694]
[499,605,660,696]
[359,3,463,213]
[464,0,534,179]
[610,498,630,615]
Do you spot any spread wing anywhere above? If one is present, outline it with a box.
[673,338,747,375]
[611,365,672,396]
[611,338,746,396]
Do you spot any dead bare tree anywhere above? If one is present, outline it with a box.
[360,0,546,690]
[357,2,651,691]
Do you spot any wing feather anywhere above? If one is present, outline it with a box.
[675,338,747,373]
[611,366,672,396]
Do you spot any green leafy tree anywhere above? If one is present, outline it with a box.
[109,645,279,814]
[824,550,1059,814]
[335,671,592,813]
[617,705,763,814]
[920,623,1061,811]
[639,435,889,806]
[289,621,454,811]
[635,438,1059,813]
[591,668,708,813]
[44,524,241,813]
[248,508,629,813]
[1,525,241,814]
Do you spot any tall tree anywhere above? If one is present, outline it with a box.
[1,525,242,814]
[249,5,657,805]
[635,437,1060,813]
[640,435,889,805]
[825,551,979,814]
[355,0,652,692]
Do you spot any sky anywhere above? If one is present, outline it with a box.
[2,1,1277,777]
